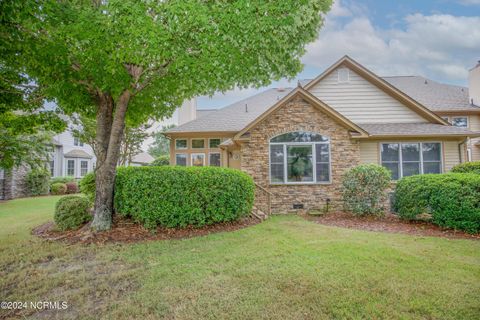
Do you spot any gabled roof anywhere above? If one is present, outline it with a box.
[167,88,291,134]
[234,87,370,140]
[383,76,479,112]
[131,152,154,164]
[64,149,93,159]
[303,55,449,125]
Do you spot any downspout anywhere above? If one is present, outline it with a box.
[458,138,468,163]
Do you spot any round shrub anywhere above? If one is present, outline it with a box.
[54,195,92,231]
[65,181,79,194]
[342,164,391,215]
[79,172,95,203]
[395,173,480,233]
[114,166,255,229]
[451,161,480,174]
[50,182,67,195]
[150,155,170,166]
[26,168,50,196]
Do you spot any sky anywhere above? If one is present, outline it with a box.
[196,0,480,109]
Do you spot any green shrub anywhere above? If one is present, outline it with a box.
[342,164,391,215]
[50,176,75,187]
[395,173,480,233]
[114,166,255,229]
[451,161,480,174]
[65,181,79,194]
[79,172,95,203]
[50,182,67,195]
[54,195,92,231]
[26,168,50,196]
[150,155,170,166]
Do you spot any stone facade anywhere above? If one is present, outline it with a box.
[240,96,361,213]
[2,165,30,200]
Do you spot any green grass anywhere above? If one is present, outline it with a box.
[1,196,479,319]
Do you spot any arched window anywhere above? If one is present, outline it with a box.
[269,131,331,184]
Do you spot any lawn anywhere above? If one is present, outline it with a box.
[1,196,479,319]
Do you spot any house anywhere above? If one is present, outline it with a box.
[165,56,480,213]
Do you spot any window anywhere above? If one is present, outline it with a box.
[175,154,187,166]
[209,138,221,148]
[73,137,84,147]
[451,117,468,128]
[191,153,205,166]
[175,139,187,150]
[269,131,330,184]
[381,142,442,180]
[80,161,88,176]
[67,159,75,176]
[337,68,350,83]
[209,153,221,166]
[191,139,205,149]
[49,160,55,177]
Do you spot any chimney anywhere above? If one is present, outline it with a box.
[469,60,480,106]
[177,98,197,125]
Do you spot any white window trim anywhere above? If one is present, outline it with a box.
[190,153,205,166]
[175,139,188,150]
[80,160,89,177]
[451,116,469,128]
[379,141,443,180]
[208,138,222,149]
[175,153,187,166]
[208,152,221,166]
[66,159,76,177]
[191,138,206,149]
[269,139,332,185]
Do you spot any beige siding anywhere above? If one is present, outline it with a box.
[468,115,480,161]
[443,141,461,171]
[308,67,428,123]
[359,141,379,164]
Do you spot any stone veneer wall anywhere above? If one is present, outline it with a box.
[240,96,361,213]
[3,165,31,200]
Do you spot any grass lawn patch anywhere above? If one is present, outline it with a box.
[1,196,479,319]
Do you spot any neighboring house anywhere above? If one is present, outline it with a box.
[50,130,96,179]
[128,152,155,166]
[165,56,480,214]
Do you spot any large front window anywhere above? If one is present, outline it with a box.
[381,142,442,180]
[269,132,330,184]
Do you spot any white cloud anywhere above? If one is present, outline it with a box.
[303,3,480,84]
[458,0,480,5]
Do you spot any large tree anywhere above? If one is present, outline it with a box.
[1,0,332,231]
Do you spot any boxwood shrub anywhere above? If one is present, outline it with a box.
[114,166,255,229]
[26,168,50,196]
[451,161,480,174]
[394,173,480,233]
[50,182,67,195]
[342,164,391,215]
[54,195,92,231]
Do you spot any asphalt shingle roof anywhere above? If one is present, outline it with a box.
[358,123,479,137]
[168,88,291,133]
[382,76,479,111]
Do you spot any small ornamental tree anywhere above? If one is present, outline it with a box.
[342,164,391,215]
[2,0,332,231]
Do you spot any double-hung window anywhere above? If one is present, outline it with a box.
[269,131,330,184]
[381,142,442,180]
[67,159,75,176]
[80,161,88,176]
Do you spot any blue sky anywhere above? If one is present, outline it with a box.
[197,0,480,109]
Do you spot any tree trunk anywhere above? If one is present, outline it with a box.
[91,90,131,231]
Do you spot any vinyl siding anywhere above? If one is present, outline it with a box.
[443,141,461,171]
[308,67,428,123]
[359,141,378,164]
[468,115,480,161]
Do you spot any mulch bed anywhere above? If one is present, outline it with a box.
[304,212,480,240]
[32,215,260,245]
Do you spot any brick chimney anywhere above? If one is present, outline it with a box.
[177,98,197,125]
[469,60,480,106]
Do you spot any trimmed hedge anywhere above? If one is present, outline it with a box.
[54,195,92,231]
[50,182,67,195]
[342,164,391,215]
[79,172,95,203]
[114,166,255,229]
[451,161,480,174]
[50,176,75,187]
[394,173,480,233]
